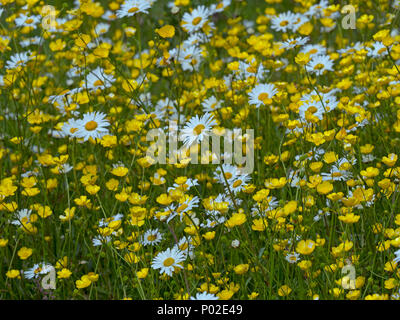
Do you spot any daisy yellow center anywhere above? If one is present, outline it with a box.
[233,180,242,188]
[192,17,202,26]
[332,172,342,177]
[163,257,175,267]
[307,106,318,113]
[147,235,157,241]
[93,79,104,87]
[128,7,139,13]
[247,66,257,73]
[224,172,232,180]
[258,92,270,102]
[314,63,325,70]
[70,128,78,134]
[309,49,318,54]
[280,20,289,27]
[85,120,98,131]
[193,124,205,135]
[216,2,224,9]
[25,18,34,24]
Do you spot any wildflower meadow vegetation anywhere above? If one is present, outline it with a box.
[2,0,400,300]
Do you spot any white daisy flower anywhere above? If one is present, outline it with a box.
[285,252,301,264]
[202,96,222,113]
[24,262,53,279]
[209,0,231,14]
[300,44,327,56]
[116,0,152,18]
[92,235,111,246]
[213,164,240,184]
[11,209,33,226]
[190,292,219,300]
[248,83,278,108]
[270,11,297,32]
[394,249,400,264]
[298,100,326,121]
[180,112,216,147]
[227,174,251,194]
[6,51,31,70]
[141,228,163,246]
[280,37,309,50]
[61,118,80,138]
[182,5,210,33]
[95,23,110,36]
[151,247,186,277]
[14,14,40,27]
[75,112,110,141]
[306,54,334,76]
[86,67,115,91]
[367,41,388,58]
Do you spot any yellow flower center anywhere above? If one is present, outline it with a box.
[163,257,175,267]
[224,172,232,180]
[147,235,157,241]
[314,63,325,70]
[70,128,78,134]
[216,2,224,9]
[128,7,139,13]
[280,20,289,27]
[85,120,98,131]
[93,79,104,87]
[307,106,318,114]
[233,179,242,188]
[193,124,205,135]
[258,92,270,103]
[192,17,202,26]
[25,18,34,24]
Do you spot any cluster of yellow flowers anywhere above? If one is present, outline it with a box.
[1,0,400,300]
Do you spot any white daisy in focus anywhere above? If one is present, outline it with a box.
[182,5,210,33]
[24,262,53,279]
[248,83,278,108]
[11,209,33,226]
[180,113,216,147]
[86,67,115,91]
[191,292,219,300]
[270,11,296,32]
[306,54,334,76]
[151,247,186,276]
[75,112,110,141]
[116,0,152,18]
[285,252,301,264]
[141,228,163,246]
